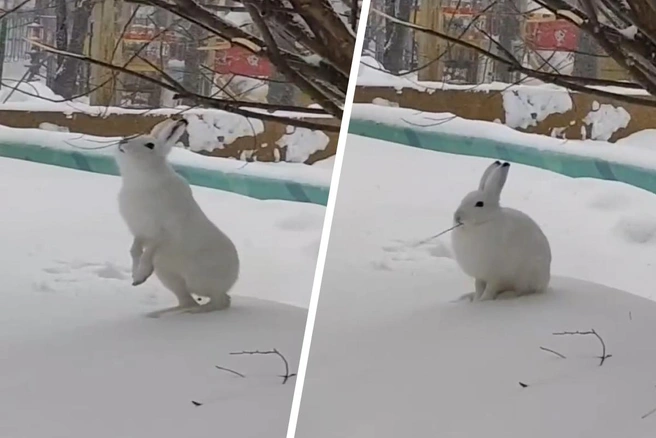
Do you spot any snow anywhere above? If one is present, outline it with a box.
[0,79,63,103]
[185,112,264,152]
[502,86,573,129]
[356,57,647,96]
[0,155,324,438]
[38,121,70,133]
[583,101,632,141]
[357,55,418,90]
[619,25,639,40]
[311,156,335,171]
[0,124,333,188]
[301,54,324,66]
[223,11,253,28]
[617,129,656,149]
[276,126,330,163]
[0,80,332,119]
[294,135,656,438]
[350,104,656,171]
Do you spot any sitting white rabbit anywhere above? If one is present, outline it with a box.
[451,160,551,301]
[115,118,240,317]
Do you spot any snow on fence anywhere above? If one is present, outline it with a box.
[349,114,656,196]
[0,109,339,165]
[353,85,656,142]
[0,136,330,206]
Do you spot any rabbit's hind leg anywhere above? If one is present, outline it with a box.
[145,269,199,318]
[453,279,485,303]
[476,281,504,301]
[474,279,486,300]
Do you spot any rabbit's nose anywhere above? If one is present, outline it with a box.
[454,213,462,224]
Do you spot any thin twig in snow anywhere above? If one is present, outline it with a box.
[230,348,297,384]
[553,329,612,366]
[540,346,567,359]
[215,365,246,378]
[642,406,656,419]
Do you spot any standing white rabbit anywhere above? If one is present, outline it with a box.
[115,118,240,317]
[451,161,551,302]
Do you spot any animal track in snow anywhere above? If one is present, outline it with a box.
[275,210,321,232]
[43,260,130,282]
[613,215,656,245]
[378,237,453,269]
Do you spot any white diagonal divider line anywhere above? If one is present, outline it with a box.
[284,1,373,436]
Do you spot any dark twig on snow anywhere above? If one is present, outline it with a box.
[230,348,297,384]
[540,346,567,359]
[519,382,529,388]
[642,406,656,419]
[191,400,203,407]
[215,365,246,378]
[553,329,612,366]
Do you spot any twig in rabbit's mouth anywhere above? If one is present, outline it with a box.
[411,223,463,247]
[63,133,141,151]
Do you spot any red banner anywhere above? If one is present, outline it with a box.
[526,20,579,51]
[214,46,273,78]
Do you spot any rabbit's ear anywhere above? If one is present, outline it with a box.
[149,119,175,138]
[483,162,510,201]
[478,160,502,190]
[151,118,187,145]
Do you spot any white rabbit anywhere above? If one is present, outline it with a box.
[115,118,240,317]
[451,161,551,302]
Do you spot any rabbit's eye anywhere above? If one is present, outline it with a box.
[144,142,155,150]
[475,201,484,207]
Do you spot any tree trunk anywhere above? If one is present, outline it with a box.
[52,0,93,99]
[181,23,204,105]
[382,0,397,72]
[385,0,411,73]
[496,0,521,82]
[55,0,68,68]
[266,20,298,105]
[573,30,598,78]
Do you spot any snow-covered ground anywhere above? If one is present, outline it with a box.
[293,135,656,438]
[0,156,324,438]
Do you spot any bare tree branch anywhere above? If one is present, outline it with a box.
[370,7,656,109]
[244,1,343,118]
[26,40,341,131]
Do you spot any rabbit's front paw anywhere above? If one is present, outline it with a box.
[132,263,154,286]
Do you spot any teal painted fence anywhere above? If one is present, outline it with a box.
[0,141,329,206]
[349,118,656,195]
